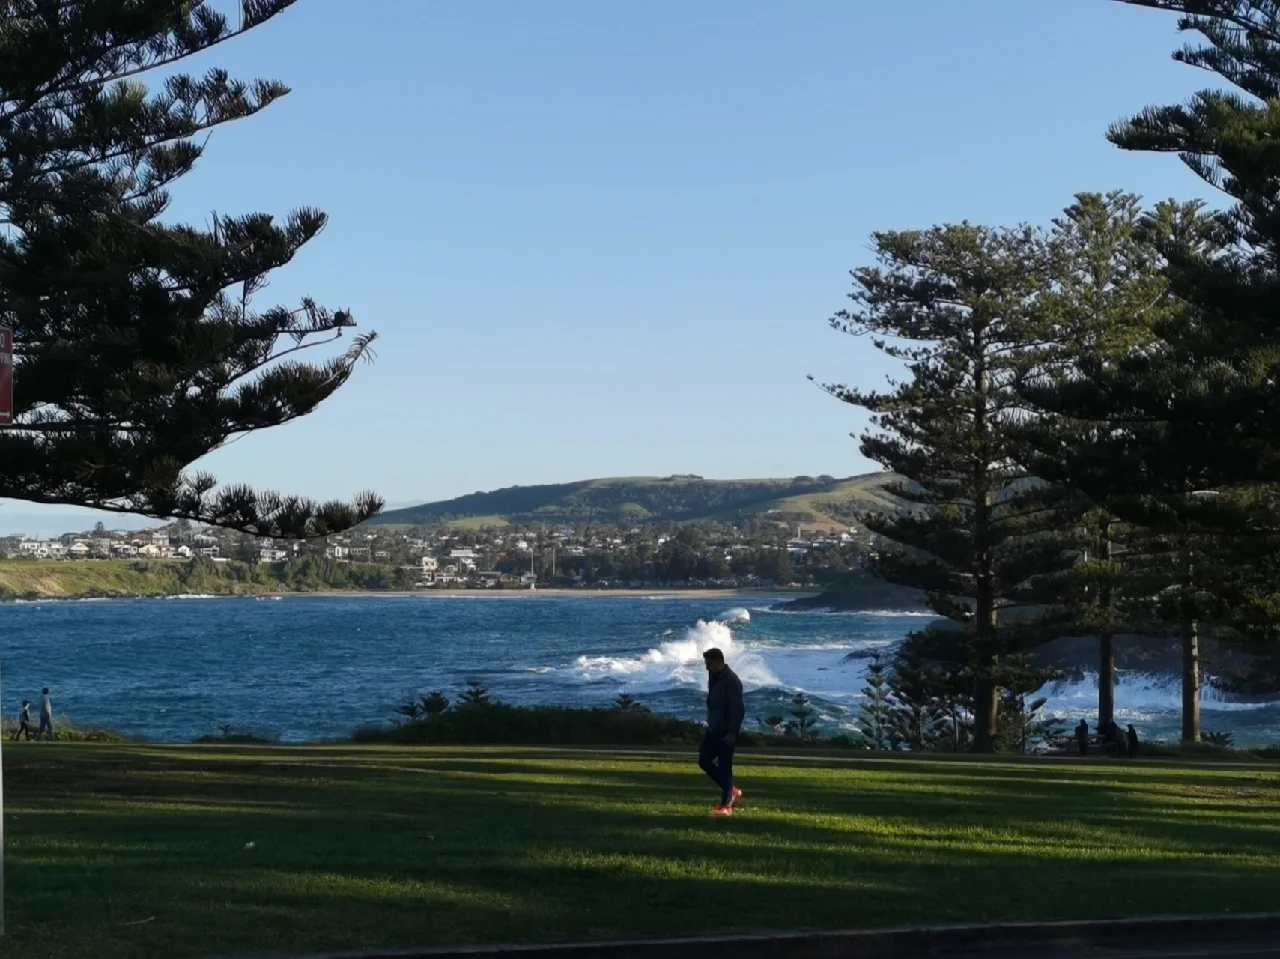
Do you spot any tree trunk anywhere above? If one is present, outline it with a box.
[972,678,999,753]
[970,356,999,753]
[1098,632,1115,731]
[1182,616,1200,744]
[1098,520,1115,730]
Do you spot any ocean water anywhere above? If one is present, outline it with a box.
[1,594,1278,745]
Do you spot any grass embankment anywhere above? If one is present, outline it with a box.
[0,559,209,599]
[5,745,1280,959]
[0,557,404,600]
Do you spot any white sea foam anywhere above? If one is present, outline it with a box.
[576,619,779,691]
[752,607,937,619]
[716,608,751,624]
[1036,671,1271,719]
[164,593,220,600]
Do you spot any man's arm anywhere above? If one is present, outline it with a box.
[728,674,745,736]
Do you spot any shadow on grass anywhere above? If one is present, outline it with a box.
[6,746,1280,959]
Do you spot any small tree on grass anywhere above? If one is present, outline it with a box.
[458,680,492,708]
[785,692,820,742]
[994,655,1065,754]
[396,691,451,722]
[888,639,949,751]
[422,691,451,716]
[855,653,900,750]
[757,714,786,736]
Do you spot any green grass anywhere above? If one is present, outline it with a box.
[6,745,1280,959]
[0,557,406,600]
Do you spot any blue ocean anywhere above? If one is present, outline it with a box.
[2,594,1277,745]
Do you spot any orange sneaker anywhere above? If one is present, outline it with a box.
[711,804,734,816]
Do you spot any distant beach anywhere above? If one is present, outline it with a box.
[302,587,814,601]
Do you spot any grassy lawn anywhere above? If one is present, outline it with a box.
[5,745,1280,958]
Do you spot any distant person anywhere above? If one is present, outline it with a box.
[38,687,54,741]
[13,700,32,741]
[700,647,744,816]
[1075,719,1089,757]
[1110,720,1123,758]
[1127,724,1140,759]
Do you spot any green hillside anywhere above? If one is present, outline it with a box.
[369,473,900,528]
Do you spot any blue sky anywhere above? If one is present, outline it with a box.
[4,0,1225,534]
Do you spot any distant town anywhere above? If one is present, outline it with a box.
[0,518,876,591]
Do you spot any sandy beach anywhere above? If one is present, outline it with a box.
[295,587,814,601]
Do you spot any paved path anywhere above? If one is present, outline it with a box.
[961,945,1280,959]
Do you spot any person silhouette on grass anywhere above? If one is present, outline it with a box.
[38,687,54,741]
[700,647,744,817]
[13,700,32,741]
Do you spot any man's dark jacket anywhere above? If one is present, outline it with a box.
[707,667,745,735]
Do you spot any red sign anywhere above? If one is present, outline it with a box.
[0,328,11,426]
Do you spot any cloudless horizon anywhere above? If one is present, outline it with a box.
[3,0,1229,535]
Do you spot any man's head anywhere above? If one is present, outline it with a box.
[703,647,727,675]
[21,700,28,707]
[42,687,49,695]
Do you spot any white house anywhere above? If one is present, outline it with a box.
[420,555,439,572]
[258,548,288,564]
[18,539,44,557]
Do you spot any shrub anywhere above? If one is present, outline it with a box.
[192,724,279,745]
[354,703,711,747]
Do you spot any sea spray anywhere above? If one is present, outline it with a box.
[576,619,779,690]
[716,608,751,624]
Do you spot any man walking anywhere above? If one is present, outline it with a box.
[38,687,54,741]
[700,647,744,816]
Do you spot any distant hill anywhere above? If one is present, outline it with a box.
[368,474,901,529]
